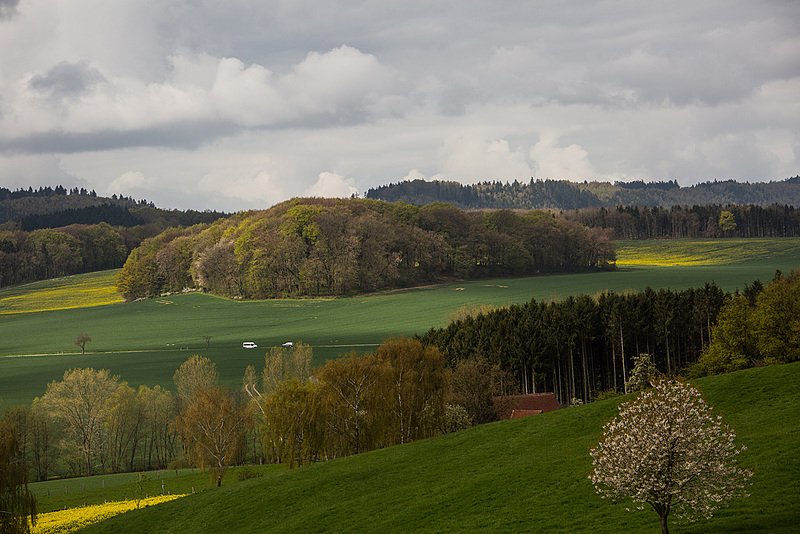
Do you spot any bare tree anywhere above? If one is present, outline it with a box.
[589,376,753,534]
[74,333,91,354]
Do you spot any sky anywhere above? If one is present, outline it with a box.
[0,0,798,211]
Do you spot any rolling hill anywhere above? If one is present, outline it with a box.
[82,361,800,533]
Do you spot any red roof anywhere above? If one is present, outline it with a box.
[495,393,560,419]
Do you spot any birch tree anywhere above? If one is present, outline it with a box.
[589,376,752,534]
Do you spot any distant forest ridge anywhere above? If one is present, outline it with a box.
[0,185,228,230]
[366,176,800,210]
[0,186,230,288]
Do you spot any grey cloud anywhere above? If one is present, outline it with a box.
[2,119,241,155]
[0,0,19,20]
[147,1,799,112]
[28,60,106,100]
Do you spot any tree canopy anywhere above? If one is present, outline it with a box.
[116,197,615,301]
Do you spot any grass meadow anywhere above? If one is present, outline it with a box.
[77,361,800,533]
[1,238,799,407]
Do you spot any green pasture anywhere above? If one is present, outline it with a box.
[81,361,800,533]
[29,465,283,514]
[1,238,799,407]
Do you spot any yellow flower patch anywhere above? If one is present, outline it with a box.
[31,494,187,534]
[614,238,798,267]
[0,271,122,315]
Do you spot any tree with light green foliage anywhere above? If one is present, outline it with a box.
[718,210,737,236]
[698,268,800,376]
[698,295,754,374]
[751,269,800,364]
[625,353,660,392]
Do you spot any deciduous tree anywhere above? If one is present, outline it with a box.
[37,368,123,476]
[173,355,218,404]
[74,333,91,354]
[173,387,252,487]
[589,377,752,534]
[377,337,447,444]
[625,353,660,392]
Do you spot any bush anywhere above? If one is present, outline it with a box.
[232,466,264,482]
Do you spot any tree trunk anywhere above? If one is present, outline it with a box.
[660,512,669,534]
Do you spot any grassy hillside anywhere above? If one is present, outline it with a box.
[1,239,799,408]
[80,362,800,533]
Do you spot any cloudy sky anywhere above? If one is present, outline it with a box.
[1,0,798,211]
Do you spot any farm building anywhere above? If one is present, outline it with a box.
[495,393,561,419]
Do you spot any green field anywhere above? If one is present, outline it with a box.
[76,361,799,533]
[1,238,799,408]
[29,465,284,514]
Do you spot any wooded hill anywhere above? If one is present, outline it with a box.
[0,186,227,231]
[115,198,615,301]
[0,186,228,288]
[367,176,800,210]
[368,178,800,239]
[420,269,798,405]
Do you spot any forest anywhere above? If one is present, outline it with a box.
[419,269,800,405]
[0,223,129,287]
[367,176,800,212]
[564,204,800,239]
[115,197,616,301]
[0,187,228,288]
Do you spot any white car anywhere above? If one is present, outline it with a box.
[282,342,294,348]
[242,342,258,349]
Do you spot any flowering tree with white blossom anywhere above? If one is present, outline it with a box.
[589,376,753,534]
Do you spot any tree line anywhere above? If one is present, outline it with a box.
[419,269,799,405]
[0,339,455,484]
[116,198,615,301]
[366,176,800,211]
[0,223,130,287]
[0,188,229,288]
[367,178,605,210]
[564,204,800,239]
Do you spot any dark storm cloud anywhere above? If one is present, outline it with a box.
[28,60,106,100]
[0,0,19,20]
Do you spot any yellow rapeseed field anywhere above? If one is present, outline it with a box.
[0,270,122,315]
[614,238,798,267]
[31,494,186,534]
